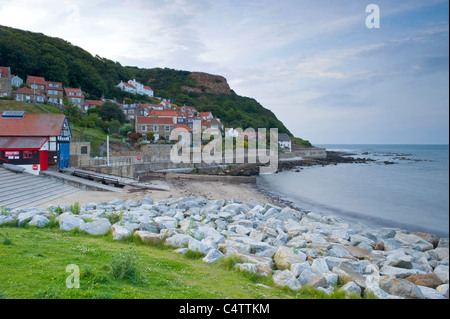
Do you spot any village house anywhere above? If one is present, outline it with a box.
[0,111,72,174]
[278,133,292,152]
[121,103,144,121]
[128,79,154,97]
[64,87,85,110]
[149,109,178,123]
[12,87,45,103]
[11,75,23,88]
[116,79,154,97]
[84,99,103,111]
[46,81,64,105]
[201,117,224,136]
[135,116,175,142]
[26,76,46,103]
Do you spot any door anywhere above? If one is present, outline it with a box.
[58,142,70,169]
[40,150,48,171]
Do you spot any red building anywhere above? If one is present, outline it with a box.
[0,111,71,175]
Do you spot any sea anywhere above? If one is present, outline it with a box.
[257,144,449,239]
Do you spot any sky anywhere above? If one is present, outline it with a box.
[0,0,448,144]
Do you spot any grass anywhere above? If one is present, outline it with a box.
[0,225,365,300]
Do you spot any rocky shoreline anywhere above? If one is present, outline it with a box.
[1,196,448,299]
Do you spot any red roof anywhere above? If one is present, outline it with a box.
[136,117,174,125]
[0,113,68,137]
[143,85,153,91]
[199,112,212,118]
[64,87,84,98]
[45,81,63,91]
[27,75,46,85]
[174,124,192,133]
[119,81,135,89]
[13,87,34,95]
[149,110,177,117]
[85,100,103,106]
[0,66,10,78]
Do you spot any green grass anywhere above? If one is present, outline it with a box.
[0,225,365,299]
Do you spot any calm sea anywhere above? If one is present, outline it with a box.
[257,145,449,238]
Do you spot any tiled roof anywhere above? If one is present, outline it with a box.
[149,110,177,117]
[85,100,103,106]
[13,87,35,95]
[136,117,174,125]
[46,81,63,91]
[174,124,192,132]
[0,66,10,78]
[64,87,84,98]
[0,136,48,150]
[27,75,46,85]
[0,113,68,137]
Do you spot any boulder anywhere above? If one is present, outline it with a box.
[405,273,443,289]
[135,231,165,244]
[311,258,330,275]
[341,282,362,296]
[416,285,447,299]
[433,265,449,283]
[238,263,258,273]
[231,251,274,269]
[59,216,84,231]
[394,232,434,251]
[380,265,425,278]
[111,224,132,240]
[307,274,329,288]
[0,215,14,225]
[273,270,301,290]
[203,249,224,263]
[290,262,313,278]
[165,233,192,248]
[436,284,449,297]
[379,277,425,299]
[17,210,42,226]
[298,269,318,285]
[188,238,214,255]
[28,215,50,228]
[80,218,111,235]
[273,246,307,270]
[412,232,439,248]
[332,267,367,289]
[426,247,449,261]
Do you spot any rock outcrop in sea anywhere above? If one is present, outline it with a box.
[1,197,448,299]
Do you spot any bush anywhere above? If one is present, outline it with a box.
[110,245,142,283]
[70,202,81,215]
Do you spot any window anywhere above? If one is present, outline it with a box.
[41,85,45,90]
[31,84,38,89]
[81,146,88,154]
[141,125,147,132]
[69,92,74,95]
[153,125,159,132]
[165,125,170,132]
[23,151,33,159]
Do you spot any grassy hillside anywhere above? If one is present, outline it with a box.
[0,224,362,299]
[0,25,298,137]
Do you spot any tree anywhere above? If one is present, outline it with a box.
[98,101,126,123]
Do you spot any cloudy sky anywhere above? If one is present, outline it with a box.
[0,0,448,144]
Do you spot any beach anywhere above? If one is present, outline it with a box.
[35,178,275,210]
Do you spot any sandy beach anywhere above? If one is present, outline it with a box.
[35,178,275,209]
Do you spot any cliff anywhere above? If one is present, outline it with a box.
[182,72,231,95]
